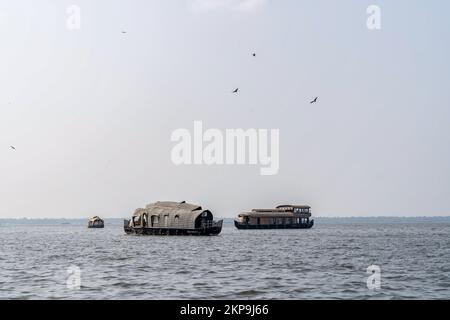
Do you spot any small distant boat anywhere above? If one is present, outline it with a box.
[87,216,104,229]
[124,201,223,236]
[234,205,314,230]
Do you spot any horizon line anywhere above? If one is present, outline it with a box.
[1,215,450,220]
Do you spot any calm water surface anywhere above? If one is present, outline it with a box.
[0,221,449,299]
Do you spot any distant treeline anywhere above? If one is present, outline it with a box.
[314,216,450,224]
[1,216,450,225]
[0,218,126,225]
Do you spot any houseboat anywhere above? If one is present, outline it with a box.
[87,216,104,228]
[124,201,223,236]
[234,205,314,230]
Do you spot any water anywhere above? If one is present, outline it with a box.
[1,219,449,299]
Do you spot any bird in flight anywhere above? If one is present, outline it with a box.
[122,31,127,34]
[232,88,239,93]
[310,97,318,104]
[10,146,16,150]
[252,53,256,57]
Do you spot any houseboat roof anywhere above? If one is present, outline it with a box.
[238,212,311,218]
[251,205,310,212]
[276,205,311,209]
[88,216,103,222]
[132,201,203,217]
[131,201,212,230]
[239,204,312,218]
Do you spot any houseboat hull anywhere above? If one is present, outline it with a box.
[124,220,223,236]
[234,219,314,230]
[88,225,104,229]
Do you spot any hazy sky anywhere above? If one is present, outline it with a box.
[1,0,450,218]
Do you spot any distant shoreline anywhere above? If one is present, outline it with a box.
[1,216,450,225]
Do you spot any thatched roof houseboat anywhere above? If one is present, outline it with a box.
[124,201,223,236]
[234,205,314,230]
[88,216,104,228]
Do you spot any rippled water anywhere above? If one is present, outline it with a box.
[1,220,449,299]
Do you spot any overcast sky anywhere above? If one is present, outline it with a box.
[1,0,450,218]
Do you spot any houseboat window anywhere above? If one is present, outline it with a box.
[143,214,148,227]
[164,215,169,227]
[151,215,159,226]
[174,215,179,224]
[257,218,261,225]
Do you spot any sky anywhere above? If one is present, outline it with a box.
[1,0,450,218]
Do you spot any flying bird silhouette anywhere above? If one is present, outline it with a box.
[232,88,239,93]
[10,146,16,150]
[310,97,318,104]
[122,31,127,34]
[252,53,256,57]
